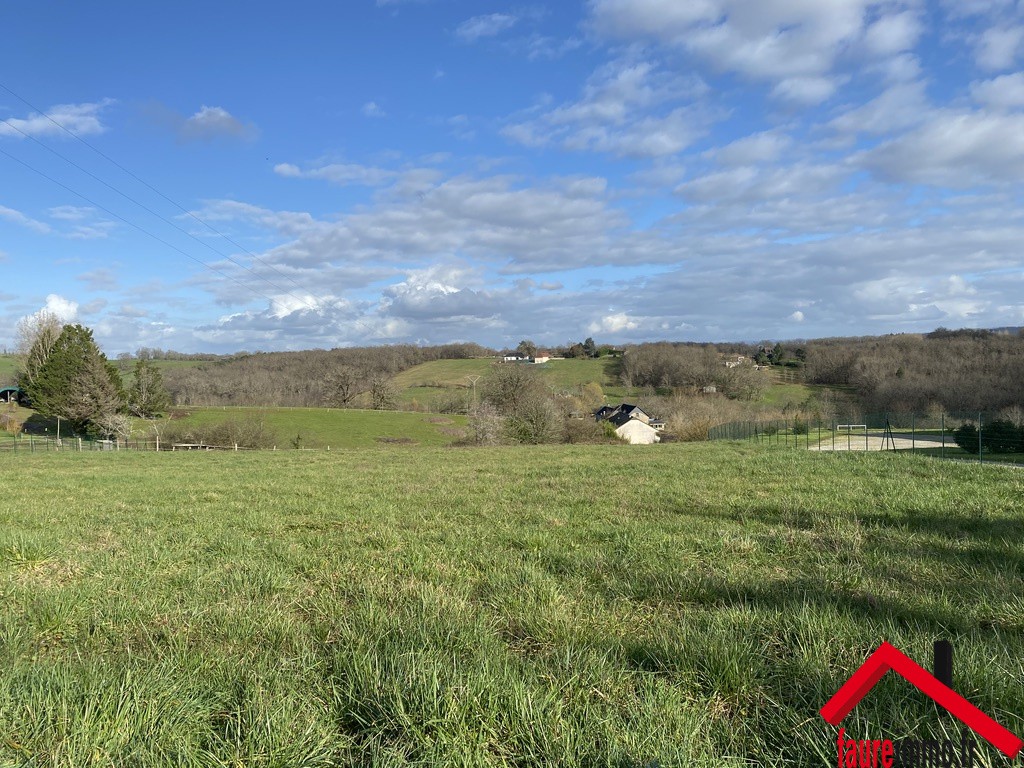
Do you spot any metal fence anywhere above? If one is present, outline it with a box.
[708,412,1024,464]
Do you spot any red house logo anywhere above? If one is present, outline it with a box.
[820,641,1022,759]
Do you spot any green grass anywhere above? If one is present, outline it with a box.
[914,446,1024,465]
[0,355,18,386]
[393,357,637,408]
[163,406,468,448]
[0,443,1021,766]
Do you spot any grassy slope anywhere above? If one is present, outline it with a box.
[0,356,18,386]
[165,407,468,448]
[1,444,1021,766]
[394,357,633,407]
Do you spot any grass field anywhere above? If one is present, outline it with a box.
[1,444,1021,766]
[163,407,468,449]
[393,357,635,409]
[0,356,18,386]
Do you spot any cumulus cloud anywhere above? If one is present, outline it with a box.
[362,101,386,117]
[0,100,112,140]
[504,59,713,157]
[44,294,79,322]
[456,13,518,41]
[177,106,257,142]
[587,0,889,100]
[588,312,640,333]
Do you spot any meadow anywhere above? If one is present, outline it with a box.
[162,407,468,449]
[1,443,1021,766]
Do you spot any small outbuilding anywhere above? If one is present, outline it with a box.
[0,386,26,405]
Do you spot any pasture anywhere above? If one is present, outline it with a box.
[161,407,469,449]
[1,444,1021,766]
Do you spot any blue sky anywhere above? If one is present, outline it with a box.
[3,0,1024,353]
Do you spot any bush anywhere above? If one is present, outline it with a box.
[954,420,1024,454]
[982,419,1023,453]
[563,417,616,444]
[953,423,979,454]
[159,417,279,449]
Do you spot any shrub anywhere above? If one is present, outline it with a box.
[954,420,1024,454]
[953,423,979,454]
[982,419,1023,453]
[159,417,279,449]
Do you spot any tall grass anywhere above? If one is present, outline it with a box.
[0,444,1021,766]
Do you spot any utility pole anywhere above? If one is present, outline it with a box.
[465,375,481,413]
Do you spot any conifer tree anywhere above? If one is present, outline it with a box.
[26,324,126,435]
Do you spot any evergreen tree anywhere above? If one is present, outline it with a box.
[128,358,171,417]
[26,324,126,434]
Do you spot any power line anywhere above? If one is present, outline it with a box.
[0,117,321,313]
[0,144,283,308]
[0,81,329,307]
[0,83,384,341]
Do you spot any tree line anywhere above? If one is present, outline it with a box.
[157,343,494,408]
[801,329,1024,414]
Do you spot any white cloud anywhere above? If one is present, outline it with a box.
[456,13,518,41]
[44,294,79,322]
[0,205,51,234]
[860,110,1024,185]
[971,72,1024,108]
[863,10,922,55]
[789,310,805,322]
[48,205,94,221]
[504,59,713,157]
[588,0,889,99]
[771,75,842,105]
[178,106,257,142]
[588,312,640,333]
[274,161,397,186]
[713,131,793,166]
[0,100,112,140]
[828,80,930,136]
[974,25,1024,70]
[362,101,386,118]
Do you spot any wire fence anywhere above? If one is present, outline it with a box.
[0,435,265,453]
[708,412,1024,465]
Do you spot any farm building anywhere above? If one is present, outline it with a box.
[595,403,661,444]
[0,386,27,405]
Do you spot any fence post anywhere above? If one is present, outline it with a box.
[78,437,82,452]
[911,414,916,454]
[940,414,944,460]
[979,412,983,465]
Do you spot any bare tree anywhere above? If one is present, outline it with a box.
[369,374,397,410]
[16,310,63,388]
[327,366,363,408]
